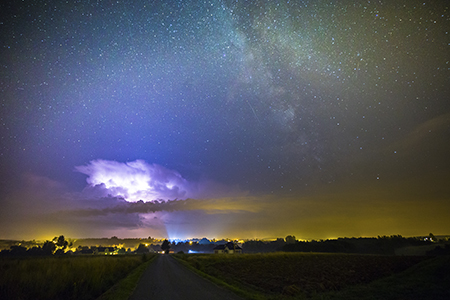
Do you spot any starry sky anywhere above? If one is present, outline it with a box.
[1,0,449,240]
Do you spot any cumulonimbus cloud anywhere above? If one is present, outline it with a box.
[56,196,265,219]
[75,160,195,201]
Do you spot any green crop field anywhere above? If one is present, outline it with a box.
[176,252,448,299]
[0,254,152,300]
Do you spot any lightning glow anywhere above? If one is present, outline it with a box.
[75,160,194,201]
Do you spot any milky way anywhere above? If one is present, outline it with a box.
[0,1,449,239]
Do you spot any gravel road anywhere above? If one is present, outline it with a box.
[129,254,244,300]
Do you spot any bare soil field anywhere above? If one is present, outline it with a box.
[176,252,434,298]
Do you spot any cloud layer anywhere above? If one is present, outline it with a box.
[75,160,194,201]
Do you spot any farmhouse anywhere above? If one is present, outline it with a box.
[96,246,117,255]
[213,242,242,254]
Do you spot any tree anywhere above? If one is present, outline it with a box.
[285,235,296,244]
[27,246,44,256]
[53,235,68,251]
[136,244,149,254]
[161,239,171,254]
[429,233,436,242]
[10,245,27,256]
[110,236,119,244]
[42,241,56,255]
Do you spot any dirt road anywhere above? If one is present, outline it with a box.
[129,254,244,300]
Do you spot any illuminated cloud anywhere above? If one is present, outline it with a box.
[75,160,194,201]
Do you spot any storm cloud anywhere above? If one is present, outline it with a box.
[75,160,195,201]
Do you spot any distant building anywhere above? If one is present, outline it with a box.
[79,249,94,255]
[96,246,117,255]
[213,242,242,254]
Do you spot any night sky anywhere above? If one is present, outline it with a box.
[1,0,449,240]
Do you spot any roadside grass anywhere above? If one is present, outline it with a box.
[175,252,431,299]
[97,254,156,300]
[0,254,152,300]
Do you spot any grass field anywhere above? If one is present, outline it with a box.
[175,252,441,299]
[0,254,153,300]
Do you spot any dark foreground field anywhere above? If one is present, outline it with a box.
[1,253,448,300]
[176,253,450,299]
[0,254,153,300]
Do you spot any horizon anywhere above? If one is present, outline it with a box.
[1,1,449,241]
[2,233,448,244]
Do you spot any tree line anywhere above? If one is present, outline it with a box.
[0,235,71,256]
[2,234,447,256]
[243,235,437,255]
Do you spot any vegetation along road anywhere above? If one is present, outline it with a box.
[129,254,243,300]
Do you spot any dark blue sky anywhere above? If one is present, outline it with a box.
[1,0,449,240]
